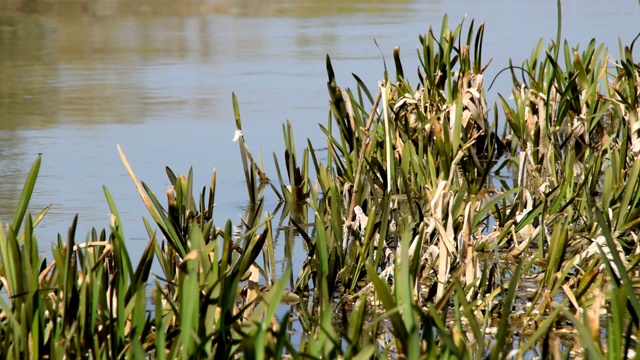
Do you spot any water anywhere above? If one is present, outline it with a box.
[1,0,639,262]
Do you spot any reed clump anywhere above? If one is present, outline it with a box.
[1,10,640,359]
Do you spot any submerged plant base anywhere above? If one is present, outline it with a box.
[2,10,640,359]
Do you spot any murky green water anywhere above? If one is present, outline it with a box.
[1,0,639,261]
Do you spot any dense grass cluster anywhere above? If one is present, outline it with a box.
[2,9,640,359]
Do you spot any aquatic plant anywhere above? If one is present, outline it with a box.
[1,6,640,358]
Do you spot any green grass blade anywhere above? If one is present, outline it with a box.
[11,155,41,234]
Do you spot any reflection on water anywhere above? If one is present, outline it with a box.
[0,0,429,134]
[1,0,418,17]
[0,0,639,253]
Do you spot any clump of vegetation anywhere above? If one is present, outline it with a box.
[2,6,640,359]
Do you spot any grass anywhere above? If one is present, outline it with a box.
[2,5,640,359]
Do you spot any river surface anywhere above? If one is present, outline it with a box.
[1,0,639,264]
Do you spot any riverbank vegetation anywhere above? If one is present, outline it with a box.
[2,9,640,359]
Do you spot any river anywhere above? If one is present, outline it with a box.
[1,0,639,263]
